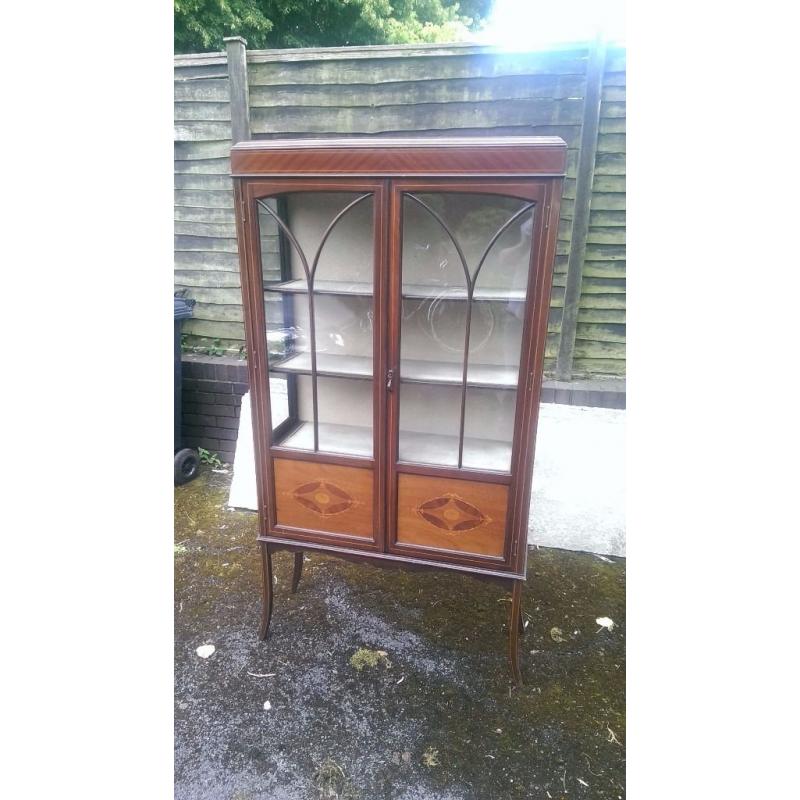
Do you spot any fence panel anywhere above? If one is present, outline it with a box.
[174,42,626,377]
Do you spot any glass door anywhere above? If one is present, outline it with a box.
[388,182,544,563]
[252,182,386,547]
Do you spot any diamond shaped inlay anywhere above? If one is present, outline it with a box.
[291,480,355,517]
[416,493,490,532]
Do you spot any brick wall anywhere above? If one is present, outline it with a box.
[180,354,249,465]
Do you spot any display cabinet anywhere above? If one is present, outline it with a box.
[231,137,565,683]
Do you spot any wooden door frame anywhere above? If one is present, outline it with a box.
[384,178,561,573]
[234,177,390,553]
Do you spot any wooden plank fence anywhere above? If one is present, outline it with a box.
[175,40,626,378]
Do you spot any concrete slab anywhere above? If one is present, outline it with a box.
[230,394,625,557]
[530,404,625,557]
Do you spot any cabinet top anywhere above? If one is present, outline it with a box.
[230,136,566,178]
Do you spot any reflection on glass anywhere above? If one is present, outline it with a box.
[257,193,375,454]
[398,192,535,472]
[269,375,290,430]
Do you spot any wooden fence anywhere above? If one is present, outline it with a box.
[174,40,625,378]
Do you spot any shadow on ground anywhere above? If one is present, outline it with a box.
[175,469,625,800]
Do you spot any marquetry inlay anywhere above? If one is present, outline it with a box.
[416,493,490,533]
[290,480,357,517]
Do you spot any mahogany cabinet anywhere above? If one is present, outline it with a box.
[231,137,566,683]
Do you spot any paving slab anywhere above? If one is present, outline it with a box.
[530,404,625,557]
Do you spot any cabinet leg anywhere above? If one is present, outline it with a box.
[508,580,524,686]
[517,595,525,636]
[291,551,304,594]
[259,542,273,641]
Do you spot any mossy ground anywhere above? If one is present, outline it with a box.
[175,469,625,800]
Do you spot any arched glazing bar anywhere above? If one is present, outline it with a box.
[257,193,371,452]
[405,194,536,468]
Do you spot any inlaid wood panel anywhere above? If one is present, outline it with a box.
[274,459,374,539]
[395,474,508,558]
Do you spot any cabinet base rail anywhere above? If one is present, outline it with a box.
[258,540,527,685]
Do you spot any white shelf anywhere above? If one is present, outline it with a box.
[270,351,517,388]
[399,429,512,473]
[271,352,373,379]
[275,421,511,472]
[277,422,373,458]
[403,285,527,302]
[265,279,526,303]
[265,279,373,296]
[402,358,518,389]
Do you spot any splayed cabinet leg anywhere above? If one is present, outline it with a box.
[508,580,524,685]
[291,551,304,594]
[259,542,274,640]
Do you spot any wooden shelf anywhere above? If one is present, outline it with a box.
[264,279,526,303]
[275,421,511,472]
[270,351,518,388]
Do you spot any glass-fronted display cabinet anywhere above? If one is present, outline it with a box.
[232,137,565,683]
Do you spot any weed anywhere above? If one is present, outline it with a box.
[312,757,358,799]
[205,338,225,357]
[198,448,223,468]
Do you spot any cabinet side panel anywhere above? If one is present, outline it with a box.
[274,459,374,539]
[396,474,508,558]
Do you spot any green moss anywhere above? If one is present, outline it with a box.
[349,647,391,671]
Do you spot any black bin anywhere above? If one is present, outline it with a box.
[174,295,199,484]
